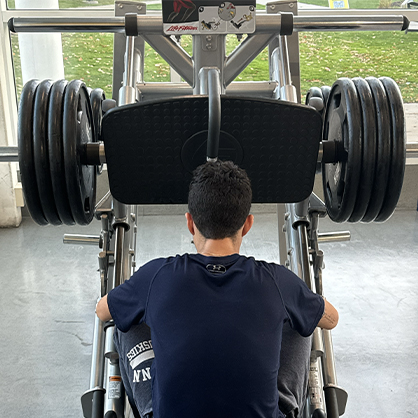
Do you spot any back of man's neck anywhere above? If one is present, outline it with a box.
[197,238,241,258]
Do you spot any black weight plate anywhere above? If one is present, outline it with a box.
[305,86,323,104]
[90,88,105,143]
[33,79,62,226]
[321,86,331,109]
[348,78,376,222]
[90,88,105,175]
[18,79,48,226]
[375,77,406,222]
[48,79,75,226]
[306,87,326,175]
[63,80,96,225]
[362,77,391,222]
[305,86,325,116]
[322,78,362,223]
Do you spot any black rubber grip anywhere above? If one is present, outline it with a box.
[312,408,326,418]
[125,13,138,36]
[402,16,410,31]
[91,389,105,418]
[324,386,340,418]
[280,12,293,36]
[8,18,15,33]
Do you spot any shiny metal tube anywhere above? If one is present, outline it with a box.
[119,36,138,104]
[322,329,337,386]
[293,14,407,32]
[271,47,285,94]
[123,36,135,88]
[9,16,125,33]
[283,206,313,287]
[227,81,277,97]
[63,234,101,246]
[0,146,18,162]
[89,314,106,388]
[136,82,192,99]
[296,222,315,288]
[318,231,351,243]
[406,142,418,158]
[9,15,165,34]
[112,225,126,289]
[278,37,292,87]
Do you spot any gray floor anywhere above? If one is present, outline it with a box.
[1,208,418,417]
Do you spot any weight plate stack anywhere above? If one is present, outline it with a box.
[322,77,362,223]
[18,78,98,226]
[321,76,406,223]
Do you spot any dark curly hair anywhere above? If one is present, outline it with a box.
[188,160,252,239]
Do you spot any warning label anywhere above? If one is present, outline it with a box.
[108,376,122,399]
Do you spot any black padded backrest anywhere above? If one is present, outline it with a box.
[102,96,322,204]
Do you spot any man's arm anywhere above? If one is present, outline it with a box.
[317,299,339,330]
[96,294,112,322]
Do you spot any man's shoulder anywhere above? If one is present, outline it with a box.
[248,257,285,273]
[139,255,180,272]
[139,254,193,272]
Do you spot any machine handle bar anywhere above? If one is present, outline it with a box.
[8,13,408,34]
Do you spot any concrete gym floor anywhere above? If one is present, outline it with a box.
[1,207,418,418]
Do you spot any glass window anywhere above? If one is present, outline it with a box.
[300,0,404,9]
[7,1,116,9]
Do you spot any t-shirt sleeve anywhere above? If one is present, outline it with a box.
[107,258,165,332]
[274,265,325,337]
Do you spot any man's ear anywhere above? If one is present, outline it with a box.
[185,212,195,235]
[242,214,254,237]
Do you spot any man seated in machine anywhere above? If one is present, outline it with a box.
[96,160,339,418]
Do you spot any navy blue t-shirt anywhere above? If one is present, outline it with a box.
[108,253,324,418]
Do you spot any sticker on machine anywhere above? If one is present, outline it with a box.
[162,1,256,35]
[108,376,122,399]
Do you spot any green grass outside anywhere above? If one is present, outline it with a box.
[10,1,418,102]
[7,0,116,8]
